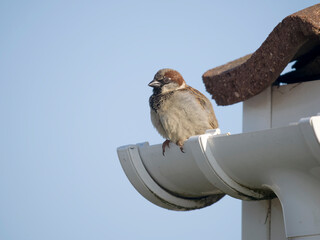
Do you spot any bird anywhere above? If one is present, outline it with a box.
[148,68,218,155]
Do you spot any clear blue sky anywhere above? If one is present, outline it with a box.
[0,1,317,240]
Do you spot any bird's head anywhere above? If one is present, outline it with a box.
[148,69,186,94]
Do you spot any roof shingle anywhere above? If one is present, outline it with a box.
[203,4,320,105]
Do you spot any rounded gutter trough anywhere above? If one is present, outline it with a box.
[117,115,320,239]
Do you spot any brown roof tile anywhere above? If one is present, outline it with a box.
[203,4,320,105]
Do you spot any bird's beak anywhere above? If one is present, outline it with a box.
[148,79,161,88]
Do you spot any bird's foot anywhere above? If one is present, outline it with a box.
[162,139,171,156]
[177,141,185,153]
[180,147,185,153]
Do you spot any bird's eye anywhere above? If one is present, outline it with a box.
[163,77,171,84]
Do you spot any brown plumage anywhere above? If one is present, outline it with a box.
[148,68,218,155]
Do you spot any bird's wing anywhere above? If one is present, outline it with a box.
[185,86,219,129]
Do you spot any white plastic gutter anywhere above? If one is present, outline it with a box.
[117,115,320,239]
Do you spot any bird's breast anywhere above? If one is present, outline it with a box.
[149,92,174,112]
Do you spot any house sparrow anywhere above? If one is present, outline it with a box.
[149,68,218,155]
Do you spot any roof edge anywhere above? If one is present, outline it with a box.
[203,4,320,106]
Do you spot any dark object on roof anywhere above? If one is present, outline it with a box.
[203,4,320,106]
[275,44,320,84]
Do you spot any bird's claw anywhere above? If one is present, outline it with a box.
[162,140,185,156]
[180,147,185,153]
[162,139,171,156]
